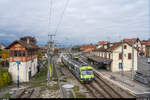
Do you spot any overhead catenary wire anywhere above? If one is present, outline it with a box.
[54,0,70,35]
[48,0,53,35]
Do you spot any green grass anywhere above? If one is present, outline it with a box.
[75,92,86,98]
[47,84,59,90]
[73,85,79,91]
[0,67,7,74]
[27,82,43,89]
[3,93,12,98]
[70,91,74,98]
[60,79,67,82]
[40,86,47,93]
[52,64,57,79]
[32,66,47,82]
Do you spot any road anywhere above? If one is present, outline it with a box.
[138,56,150,76]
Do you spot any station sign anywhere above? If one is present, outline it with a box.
[103,62,110,64]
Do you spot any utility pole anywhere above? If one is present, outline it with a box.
[121,40,124,76]
[131,40,134,80]
[47,34,55,84]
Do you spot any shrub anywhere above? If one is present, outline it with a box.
[0,68,11,87]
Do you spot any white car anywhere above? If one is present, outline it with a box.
[147,58,150,64]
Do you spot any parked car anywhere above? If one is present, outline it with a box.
[147,58,150,64]
[134,72,149,85]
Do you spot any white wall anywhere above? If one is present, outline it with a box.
[9,58,38,82]
[111,43,137,72]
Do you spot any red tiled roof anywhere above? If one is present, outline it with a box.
[0,44,5,47]
[39,46,48,49]
[123,38,139,43]
[6,40,39,49]
[80,44,96,50]
[93,46,106,52]
[107,42,122,52]
[141,41,150,45]
[98,41,109,45]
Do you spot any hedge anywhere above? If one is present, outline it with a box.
[0,68,11,87]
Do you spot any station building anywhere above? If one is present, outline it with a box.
[86,41,138,72]
[140,40,150,57]
[6,36,39,82]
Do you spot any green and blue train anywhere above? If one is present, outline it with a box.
[62,55,94,83]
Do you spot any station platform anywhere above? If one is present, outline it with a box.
[83,53,112,63]
[97,70,150,97]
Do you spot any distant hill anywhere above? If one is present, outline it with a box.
[0,41,11,47]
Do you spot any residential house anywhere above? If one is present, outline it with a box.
[0,44,6,49]
[123,38,141,51]
[91,42,138,72]
[39,46,48,53]
[80,44,96,52]
[97,41,110,49]
[140,40,150,57]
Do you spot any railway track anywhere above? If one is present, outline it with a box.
[61,61,99,98]
[61,56,122,98]
[78,55,136,98]
[16,88,34,98]
[54,58,65,98]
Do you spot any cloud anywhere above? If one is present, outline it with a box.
[0,0,149,45]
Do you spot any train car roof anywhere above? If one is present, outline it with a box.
[62,54,89,68]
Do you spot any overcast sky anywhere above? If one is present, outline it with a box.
[0,0,149,46]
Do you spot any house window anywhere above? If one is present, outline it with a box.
[119,53,122,60]
[109,53,111,59]
[18,51,21,57]
[14,51,17,57]
[128,53,132,59]
[119,63,123,69]
[124,45,127,49]
[21,51,25,56]
[104,53,107,58]
[10,51,14,57]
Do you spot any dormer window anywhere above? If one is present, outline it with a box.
[124,45,127,49]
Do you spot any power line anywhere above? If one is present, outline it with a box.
[48,0,53,34]
[54,0,70,35]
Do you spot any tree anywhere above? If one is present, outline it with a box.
[38,50,44,59]
[0,49,2,59]
[1,50,9,67]
[54,48,59,54]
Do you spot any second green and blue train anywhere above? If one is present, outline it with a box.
[61,54,94,83]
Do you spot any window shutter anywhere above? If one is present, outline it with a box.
[119,53,122,60]
[128,53,132,59]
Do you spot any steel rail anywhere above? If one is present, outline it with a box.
[54,58,65,98]
[79,55,136,98]
[94,72,123,98]
[62,61,98,98]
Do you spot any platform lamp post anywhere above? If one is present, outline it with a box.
[16,60,21,88]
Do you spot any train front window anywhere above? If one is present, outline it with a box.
[81,70,87,75]
[81,69,93,75]
[87,71,93,75]
[87,69,93,75]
